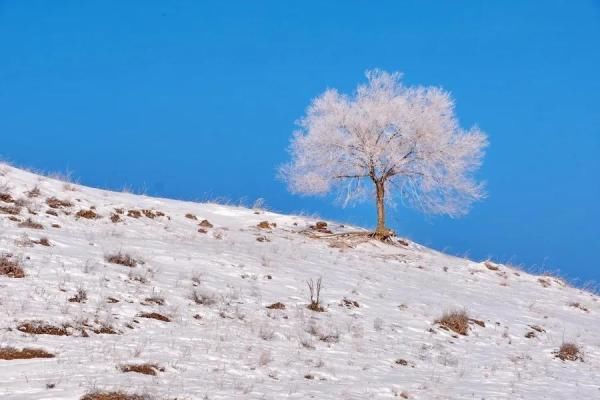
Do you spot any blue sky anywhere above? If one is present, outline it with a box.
[1,1,598,283]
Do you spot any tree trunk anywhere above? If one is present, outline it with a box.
[375,179,387,235]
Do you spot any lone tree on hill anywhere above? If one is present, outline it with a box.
[280,70,488,239]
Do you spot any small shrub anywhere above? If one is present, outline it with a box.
[46,209,58,216]
[142,209,164,219]
[76,209,100,220]
[106,252,139,267]
[484,261,499,271]
[185,213,197,220]
[68,288,88,303]
[555,342,582,361]
[436,310,470,336]
[568,302,589,312]
[306,278,325,312]
[35,237,51,246]
[191,289,217,306]
[46,197,73,209]
[26,186,41,198]
[120,363,163,376]
[257,221,275,229]
[18,218,44,229]
[143,296,165,306]
[0,346,54,360]
[0,254,25,278]
[138,312,170,322]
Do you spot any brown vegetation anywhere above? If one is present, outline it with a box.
[0,205,21,215]
[17,321,70,336]
[18,218,44,229]
[555,342,582,361]
[310,221,332,234]
[106,253,139,267]
[120,363,163,376]
[0,192,15,203]
[80,391,148,400]
[199,219,213,228]
[76,209,100,219]
[0,254,25,278]
[127,209,142,218]
[307,278,325,312]
[138,312,170,322]
[46,197,73,209]
[26,186,41,198]
[257,221,276,229]
[185,213,197,220]
[436,310,470,336]
[266,302,286,310]
[0,346,54,360]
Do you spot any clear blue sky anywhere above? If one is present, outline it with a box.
[1,1,598,283]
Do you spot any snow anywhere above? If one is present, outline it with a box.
[0,163,598,399]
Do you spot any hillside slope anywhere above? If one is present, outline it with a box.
[0,164,598,400]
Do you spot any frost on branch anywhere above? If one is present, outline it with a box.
[280,70,488,233]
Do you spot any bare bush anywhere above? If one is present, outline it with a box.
[80,391,149,400]
[120,363,163,376]
[555,342,582,361]
[307,278,325,312]
[436,310,470,336]
[18,218,44,229]
[0,254,25,278]
[0,346,55,360]
[106,252,139,268]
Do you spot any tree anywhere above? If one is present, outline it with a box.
[280,70,488,239]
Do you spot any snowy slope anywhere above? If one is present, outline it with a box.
[0,163,598,400]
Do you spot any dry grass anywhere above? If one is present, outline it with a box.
[127,209,142,218]
[80,391,148,400]
[120,363,163,376]
[306,278,325,312]
[46,197,73,209]
[138,312,170,322]
[76,209,100,219]
[199,219,214,228]
[143,296,165,306]
[0,254,25,278]
[26,186,41,198]
[0,205,22,215]
[436,310,470,335]
[0,346,55,360]
[68,288,88,303]
[266,302,286,310]
[17,321,70,336]
[142,209,165,219]
[257,221,275,229]
[18,218,44,229]
[185,213,197,220]
[106,252,139,268]
[555,342,582,361]
[0,192,15,203]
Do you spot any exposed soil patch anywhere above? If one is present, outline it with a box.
[0,346,55,360]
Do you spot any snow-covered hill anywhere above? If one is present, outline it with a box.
[0,164,598,400]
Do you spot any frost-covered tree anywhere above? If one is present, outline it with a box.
[280,70,488,238]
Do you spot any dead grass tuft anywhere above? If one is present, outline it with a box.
[185,213,197,220]
[142,209,164,219]
[143,296,165,306]
[26,186,41,198]
[17,321,70,336]
[555,342,582,361]
[120,363,163,376]
[436,310,470,336]
[46,197,73,209]
[127,209,142,218]
[138,312,170,322]
[0,192,15,203]
[18,218,44,229]
[199,219,213,228]
[106,252,139,268]
[76,209,100,220]
[257,220,276,229]
[0,346,55,360]
[0,254,25,278]
[0,205,21,215]
[266,302,286,310]
[80,391,148,400]
[68,288,88,303]
[568,302,589,312]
